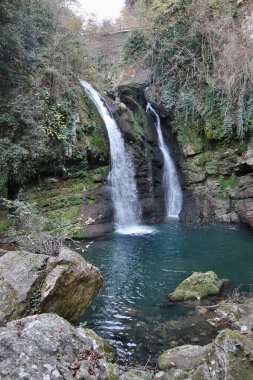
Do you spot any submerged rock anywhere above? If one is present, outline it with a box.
[0,313,117,380]
[168,271,223,301]
[0,247,103,325]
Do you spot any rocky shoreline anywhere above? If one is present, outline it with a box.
[1,252,253,379]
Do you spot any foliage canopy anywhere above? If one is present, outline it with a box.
[0,0,97,191]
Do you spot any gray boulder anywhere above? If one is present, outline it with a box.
[157,329,253,379]
[0,247,103,325]
[158,344,209,372]
[0,313,117,380]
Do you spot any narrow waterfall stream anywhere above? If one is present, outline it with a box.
[147,103,183,217]
[81,81,154,234]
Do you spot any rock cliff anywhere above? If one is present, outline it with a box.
[179,139,253,227]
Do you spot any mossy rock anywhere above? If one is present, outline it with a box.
[83,328,116,362]
[20,166,109,239]
[76,90,109,159]
[169,271,223,301]
[120,369,154,380]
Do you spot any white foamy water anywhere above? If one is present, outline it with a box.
[81,81,155,234]
[147,103,183,217]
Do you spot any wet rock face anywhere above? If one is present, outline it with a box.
[168,271,223,301]
[0,313,115,380]
[0,247,103,325]
[179,139,253,227]
[81,185,114,238]
[115,85,167,223]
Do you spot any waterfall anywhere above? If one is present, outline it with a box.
[81,81,154,234]
[146,103,183,218]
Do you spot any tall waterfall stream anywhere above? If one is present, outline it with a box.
[147,103,183,217]
[81,81,154,234]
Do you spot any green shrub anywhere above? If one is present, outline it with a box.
[219,173,238,191]
[124,30,149,62]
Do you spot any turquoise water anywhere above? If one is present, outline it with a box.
[73,222,253,363]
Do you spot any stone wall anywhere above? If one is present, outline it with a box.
[88,30,132,65]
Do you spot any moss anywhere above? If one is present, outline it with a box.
[108,363,119,380]
[88,165,108,182]
[6,288,18,307]
[76,91,109,158]
[193,151,212,166]
[83,328,116,362]
[118,87,153,141]
[20,165,109,238]
[0,212,12,238]
[205,162,219,175]
[219,173,238,191]
[172,115,207,153]
[170,271,223,300]
[121,370,153,380]
[133,118,145,141]
[87,192,97,205]
[203,113,226,141]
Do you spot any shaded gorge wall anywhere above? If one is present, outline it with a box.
[13,83,184,239]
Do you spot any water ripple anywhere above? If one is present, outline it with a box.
[73,222,253,364]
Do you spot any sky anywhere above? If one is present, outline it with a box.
[78,0,125,22]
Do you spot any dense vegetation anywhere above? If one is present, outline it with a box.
[0,0,98,193]
[124,0,253,145]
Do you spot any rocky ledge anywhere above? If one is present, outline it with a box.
[156,328,253,379]
[0,247,103,325]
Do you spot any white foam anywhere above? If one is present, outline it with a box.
[116,225,157,235]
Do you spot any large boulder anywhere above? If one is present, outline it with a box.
[157,344,209,372]
[168,271,223,301]
[157,329,253,380]
[0,247,103,325]
[0,313,118,380]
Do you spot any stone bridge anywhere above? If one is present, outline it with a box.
[86,28,151,85]
[87,29,135,65]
